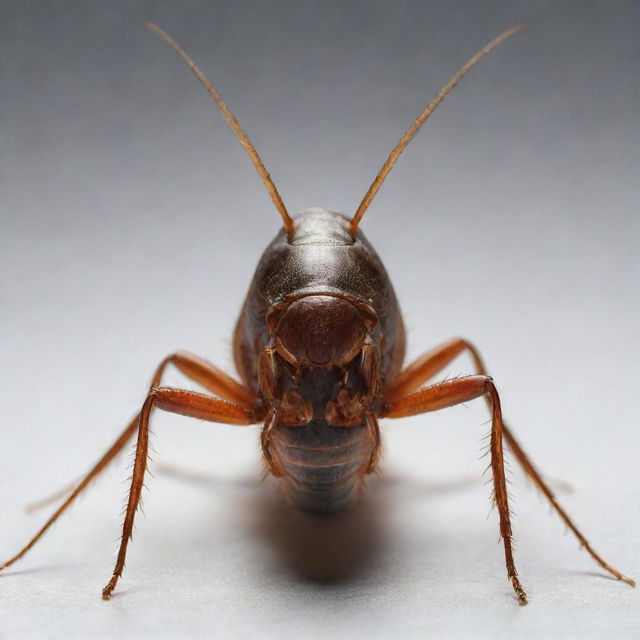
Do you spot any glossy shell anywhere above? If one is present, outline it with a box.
[233,208,405,513]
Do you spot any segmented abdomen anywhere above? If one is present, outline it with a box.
[270,420,372,514]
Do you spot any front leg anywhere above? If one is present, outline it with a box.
[383,375,528,605]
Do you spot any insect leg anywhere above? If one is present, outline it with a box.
[151,350,255,408]
[0,414,140,573]
[388,337,635,587]
[386,337,474,400]
[384,375,528,605]
[364,413,382,473]
[102,386,255,600]
[2,352,256,570]
[31,351,254,512]
[502,427,635,586]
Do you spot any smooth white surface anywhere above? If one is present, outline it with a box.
[2,436,638,639]
[1,2,638,638]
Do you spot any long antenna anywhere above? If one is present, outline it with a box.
[147,22,295,234]
[349,24,525,234]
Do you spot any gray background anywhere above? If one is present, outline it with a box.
[1,1,638,638]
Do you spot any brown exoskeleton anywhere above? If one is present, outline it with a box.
[1,23,634,605]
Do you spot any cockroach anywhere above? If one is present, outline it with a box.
[1,23,634,606]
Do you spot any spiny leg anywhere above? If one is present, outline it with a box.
[28,351,255,512]
[501,428,635,587]
[102,386,255,600]
[1,351,256,572]
[385,375,528,605]
[387,337,635,587]
[0,414,140,572]
[151,350,255,408]
[386,337,473,401]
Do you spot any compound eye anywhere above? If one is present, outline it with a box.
[273,296,369,367]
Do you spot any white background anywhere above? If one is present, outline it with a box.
[1,2,638,638]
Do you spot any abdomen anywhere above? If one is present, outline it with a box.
[270,420,373,514]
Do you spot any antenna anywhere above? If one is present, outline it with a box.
[349,24,525,234]
[147,22,295,234]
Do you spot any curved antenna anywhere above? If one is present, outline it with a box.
[147,22,295,234]
[349,24,525,234]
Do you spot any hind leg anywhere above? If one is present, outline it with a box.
[1,351,256,573]
[387,337,635,587]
